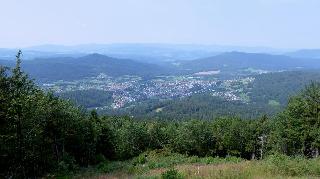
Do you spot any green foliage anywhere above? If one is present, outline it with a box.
[0,51,104,177]
[97,161,128,173]
[107,94,273,120]
[66,152,320,178]
[59,89,113,108]
[57,154,78,175]
[251,71,320,107]
[170,120,216,156]
[130,150,243,170]
[161,168,184,179]
[263,154,320,176]
[270,82,320,157]
[133,154,147,165]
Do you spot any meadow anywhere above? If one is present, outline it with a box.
[65,150,320,179]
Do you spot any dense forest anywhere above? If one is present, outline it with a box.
[59,89,114,109]
[1,52,320,178]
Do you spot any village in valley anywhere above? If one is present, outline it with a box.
[42,72,255,109]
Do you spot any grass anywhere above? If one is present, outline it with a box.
[62,150,320,179]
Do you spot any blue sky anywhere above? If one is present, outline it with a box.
[0,0,319,48]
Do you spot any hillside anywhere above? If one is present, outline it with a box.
[286,49,320,59]
[0,54,172,82]
[178,52,320,74]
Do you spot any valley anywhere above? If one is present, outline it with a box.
[0,50,313,120]
[43,73,254,109]
[2,49,320,120]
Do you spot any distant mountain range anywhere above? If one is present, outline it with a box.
[1,51,320,83]
[0,54,172,82]
[0,43,294,62]
[285,49,320,59]
[0,48,86,60]
[177,52,320,73]
[25,43,283,53]
[1,44,320,64]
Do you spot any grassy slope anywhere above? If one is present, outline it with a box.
[61,150,320,179]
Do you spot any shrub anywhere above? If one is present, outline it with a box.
[264,154,320,176]
[161,168,184,179]
[133,154,147,165]
[95,154,107,164]
[97,161,126,173]
[57,154,78,175]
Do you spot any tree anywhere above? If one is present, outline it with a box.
[1,51,99,177]
[272,82,320,157]
[171,120,216,156]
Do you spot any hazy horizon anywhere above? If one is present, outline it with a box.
[1,0,320,49]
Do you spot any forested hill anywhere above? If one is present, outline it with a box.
[286,49,320,59]
[178,52,320,72]
[0,53,172,82]
[250,70,320,106]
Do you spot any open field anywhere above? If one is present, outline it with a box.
[61,151,320,179]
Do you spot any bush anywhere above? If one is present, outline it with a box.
[133,154,147,165]
[264,154,320,176]
[57,154,78,175]
[95,154,107,164]
[225,156,243,163]
[161,168,184,179]
[97,161,127,173]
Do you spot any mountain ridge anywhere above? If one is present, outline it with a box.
[0,53,171,82]
[178,51,320,72]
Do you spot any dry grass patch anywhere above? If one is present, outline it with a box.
[142,160,318,179]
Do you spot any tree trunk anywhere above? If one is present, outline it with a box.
[251,153,255,160]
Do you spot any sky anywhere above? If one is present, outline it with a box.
[0,0,319,49]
